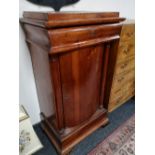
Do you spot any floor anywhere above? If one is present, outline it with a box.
[33,99,135,155]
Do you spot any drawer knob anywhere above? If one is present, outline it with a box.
[117,77,124,82]
[123,48,129,54]
[126,32,132,37]
[121,63,128,69]
[116,97,122,104]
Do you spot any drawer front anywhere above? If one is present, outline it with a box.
[112,69,135,89]
[109,85,135,111]
[117,40,135,62]
[49,23,122,47]
[110,79,135,101]
[120,24,135,42]
[115,57,135,75]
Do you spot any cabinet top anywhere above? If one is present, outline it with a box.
[20,11,125,28]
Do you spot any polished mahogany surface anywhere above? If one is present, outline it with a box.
[20,12,125,155]
[59,45,103,126]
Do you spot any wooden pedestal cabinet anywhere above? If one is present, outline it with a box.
[20,12,125,155]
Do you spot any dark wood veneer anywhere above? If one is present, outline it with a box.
[20,12,125,155]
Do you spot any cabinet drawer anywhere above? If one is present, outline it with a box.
[120,24,135,42]
[115,58,134,75]
[117,41,135,62]
[109,87,134,111]
[112,69,134,90]
[109,95,125,111]
[110,79,135,101]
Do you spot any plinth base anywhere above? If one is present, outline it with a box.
[41,111,109,155]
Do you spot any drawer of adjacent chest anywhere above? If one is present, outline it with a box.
[120,24,135,42]
[110,79,135,100]
[109,84,135,111]
[112,70,135,90]
[115,57,135,75]
[117,40,135,62]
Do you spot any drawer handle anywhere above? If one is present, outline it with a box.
[126,32,133,37]
[121,63,128,69]
[116,97,122,104]
[117,77,124,83]
[115,88,122,93]
[123,48,129,54]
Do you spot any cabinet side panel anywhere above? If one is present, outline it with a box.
[28,43,55,122]
[49,56,65,130]
[59,45,104,127]
[23,24,50,49]
[103,40,120,109]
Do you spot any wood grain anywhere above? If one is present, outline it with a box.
[20,12,125,155]
[108,21,135,112]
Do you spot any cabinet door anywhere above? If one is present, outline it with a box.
[59,45,104,127]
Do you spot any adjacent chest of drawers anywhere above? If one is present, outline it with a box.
[108,21,135,112]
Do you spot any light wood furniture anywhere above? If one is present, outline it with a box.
[20,12,125,155]
[19,105,43,155]
[108,20,135,112]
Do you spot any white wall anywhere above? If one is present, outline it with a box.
[19,0,135,125]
